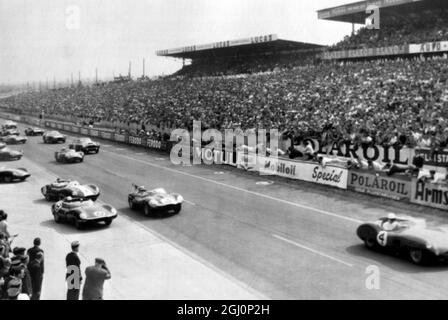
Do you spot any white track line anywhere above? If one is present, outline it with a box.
[272,234,353,268]
[184,200,196,206]
[102,149,362,224]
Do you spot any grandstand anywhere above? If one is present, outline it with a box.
[156,34,325,77]
[319,0,448,59]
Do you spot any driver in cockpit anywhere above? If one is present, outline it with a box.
[382,213,399,231]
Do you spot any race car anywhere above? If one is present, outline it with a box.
[2,121,18,131]
[41,178,100,201]
[43,131,66,144]
[357,214,448,265]
[55,148,84,163]
[0,146,23,161]
[128,185,183,216]
[0,128,20,136]
[25,127,45,136]
[0,167,30,182]
[51,196,117,229]
[0,135,27,145]
[69,138,100,154]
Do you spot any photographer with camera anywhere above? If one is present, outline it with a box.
[82,257,111,300]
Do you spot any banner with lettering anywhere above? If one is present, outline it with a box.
[411,179,448,210]
[348,170,411,201]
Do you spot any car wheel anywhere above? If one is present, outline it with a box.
[74,219,83,230]
[409,248,428,265]
[104,219,112,227]
[53,212,61,223]
[128,198,135,210]
[174,204,182,214]
[144,204,152,216]
[3,175,12,183]
[45,193,52,201]
[364,238,378,250]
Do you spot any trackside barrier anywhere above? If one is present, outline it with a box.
[411,179,448,210]
[348,170,411,201]
[3,114,448,211]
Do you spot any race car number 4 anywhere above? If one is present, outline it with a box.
[377,231,388,247]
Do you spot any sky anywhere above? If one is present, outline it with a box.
[0,0,355,85]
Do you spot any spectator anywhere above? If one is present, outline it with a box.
[66,241,82,300]
[82,258,111,300]
[0,211,10,239]
[27,237,44,273]
[28,252,44,300]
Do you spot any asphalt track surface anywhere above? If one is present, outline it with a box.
[4,123,448,299]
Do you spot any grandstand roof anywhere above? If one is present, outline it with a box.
[317,0,447,24]
[156,34,325,60]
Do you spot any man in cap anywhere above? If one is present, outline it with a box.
[28,252,44,300]
[11,253,32,297]
[82,258,111,300]
[0,211,10,239]
[66,241,82,300]
[382,213,399,231]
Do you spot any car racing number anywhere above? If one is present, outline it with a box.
[377,231,388,247]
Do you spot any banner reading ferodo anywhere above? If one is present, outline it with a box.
[348,170,411,201]
[257,155,348,189]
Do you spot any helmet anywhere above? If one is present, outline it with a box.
[387,213,397,220]
[66,196,73,201]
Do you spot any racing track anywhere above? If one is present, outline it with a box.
[6,123,448,299]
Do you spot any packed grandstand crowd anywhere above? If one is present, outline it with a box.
[1,6,448,160]
[333,8,448,50]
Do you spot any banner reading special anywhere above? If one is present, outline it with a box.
[348,170,411,201]
[255,155,348,189]
[411,179,448,211]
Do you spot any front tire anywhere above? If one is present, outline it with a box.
[364,237,378,250]
[45,193,52,201]
[74,219,83,230]
[53,212,61,223]
[128,198,135,210]
[3,175,12,183]
[174,204,182,214]
[409,248,429,265]
[104,219,112,226]
[144,203,152,216]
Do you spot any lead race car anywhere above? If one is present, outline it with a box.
[52,196,117,229]
[41,178,100,201]
[128,185,183,216]
[69,138,100,154]
[43,130,66,144]
[55,148,84,163]
[25,127,45,136]
[0,144,23,161]
[357,213,448,265]
[0,167,30,182]
[0,135,27,145]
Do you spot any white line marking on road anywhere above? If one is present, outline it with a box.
[184,200,196,206]
[272,234,354,268]
[102,149,362,224]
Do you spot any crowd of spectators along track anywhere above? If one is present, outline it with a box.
[333,9,448,50]
[0,210,44,300]
[2,55,448,154]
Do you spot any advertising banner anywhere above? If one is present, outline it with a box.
[414,148,448,168]
[128,136,143,145]
[114,134,126,143]
[195,147,237,166]
[147,138,163,150]
[90,129,99,137]
[80,128,89,135]
[63,125,71,131]
[409,41,448,54]
[411,179,448,210]
[256,155,348,189]
[100,131,113,140]
[72,126,80,133]
[348,170,411,201]
[322,45,409,60]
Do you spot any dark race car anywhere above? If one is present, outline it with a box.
[25,127,45,136]
[41,178,100,201]
[0,167,30,182]
[128,185,183,216]
[69,138,100,154]
[43,131,66,144]
[357,214,448,265]
[0,145,23,161]
[0,135,27,145]
[0,128,20,136]
[55,148,84,163]
[51,196,117,229]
